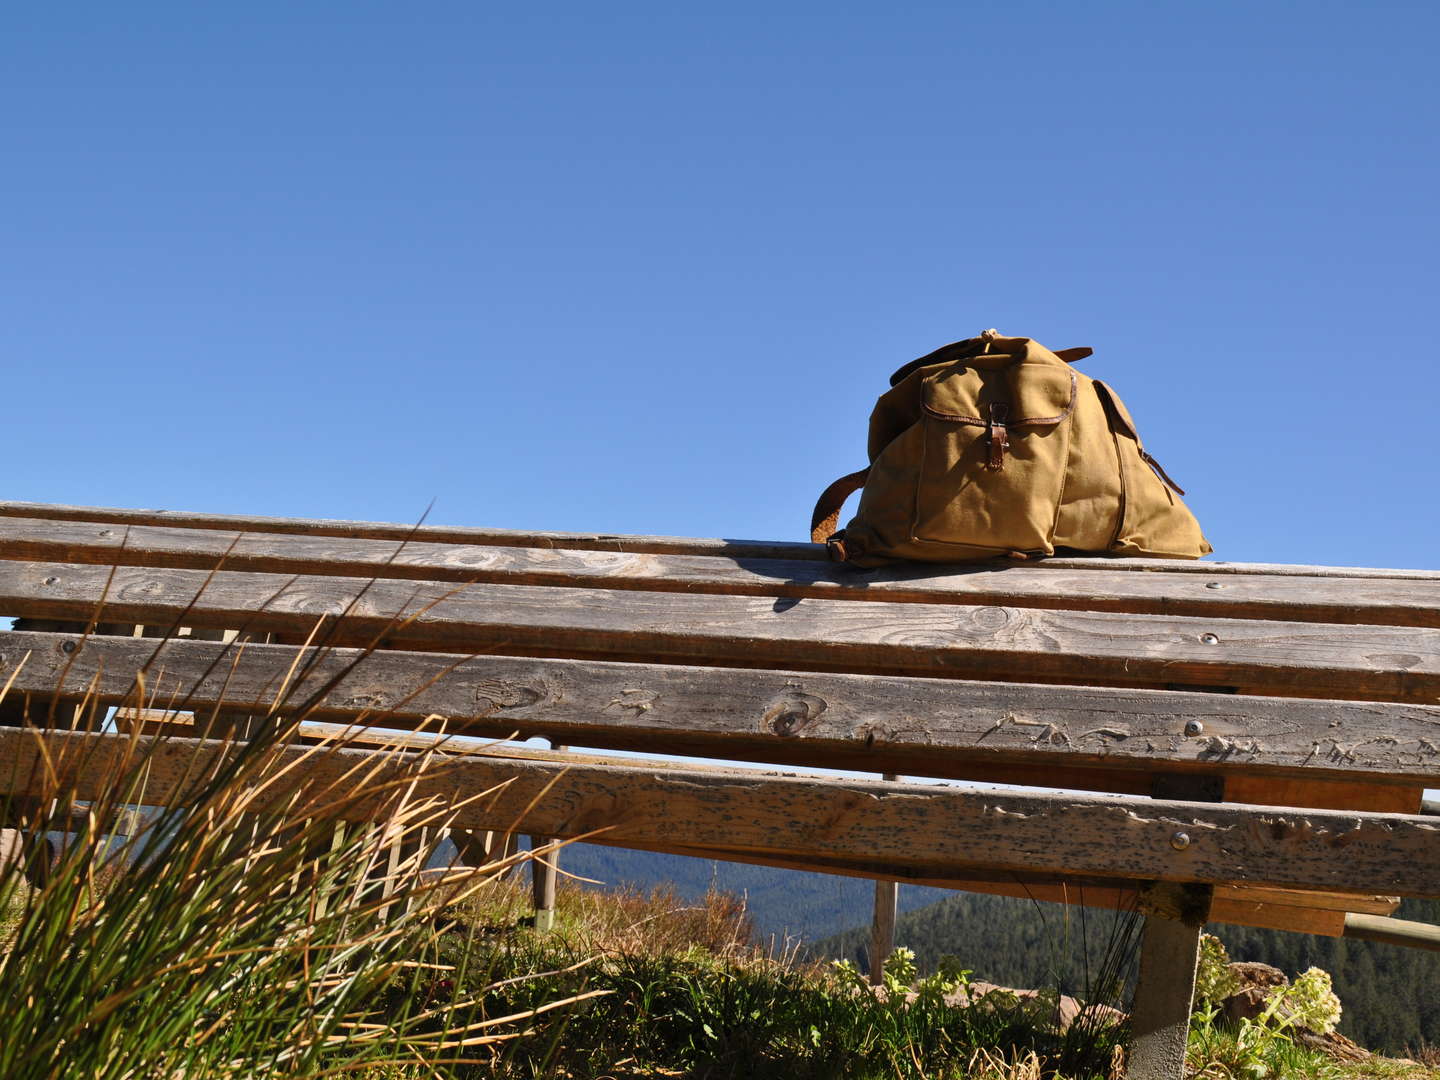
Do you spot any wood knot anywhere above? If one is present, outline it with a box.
[764,690,826,737]
[475,681,547,715]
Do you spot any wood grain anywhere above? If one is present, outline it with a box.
[3,562,1439,703]
[0,501,819,560]
[642,843,1389,931]
[5,516,1438,628]
[7,632,1438,793]
[850,877,1350,936]
[5,501,1438,581]
[4,728,1439,898]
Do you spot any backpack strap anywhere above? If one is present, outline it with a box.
[810,468,870,545]
[1093,380,1188,496]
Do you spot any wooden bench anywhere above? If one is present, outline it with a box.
[1,500,1437,1079]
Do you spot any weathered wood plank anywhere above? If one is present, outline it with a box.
[6,516,1438,628]
[0,501,817,560]
[647,843,1386,932]
[855,875,1351,936]
[8,633,1440,789]
[4,729,1439,898]
[3,562,1439,703]
[5,501,1438,581]
[21,710,1383,932]
[1224,777,1421,814]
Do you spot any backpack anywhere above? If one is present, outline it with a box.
[811,330,1211,566]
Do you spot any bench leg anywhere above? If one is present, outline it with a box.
[868,773,900,985]
[1128,881,1213,1080]
[1129,773,1223,1080]
[529,835,558,932]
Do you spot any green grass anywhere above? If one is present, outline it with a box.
[410,876,1129,1080]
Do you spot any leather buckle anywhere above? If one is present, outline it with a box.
[986,401,1010,471]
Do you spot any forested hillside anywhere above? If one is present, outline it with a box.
[815,892,1440,1057]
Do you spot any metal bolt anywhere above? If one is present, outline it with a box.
[60,640,77,654]
[1200,633,1220,645]
[1205,582,1224,590]
[1170,831,1191,850]
[1184,720,1205,737]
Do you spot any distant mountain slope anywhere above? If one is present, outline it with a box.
[813,891,1440,1057]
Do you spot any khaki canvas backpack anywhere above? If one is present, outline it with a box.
[811,331,1211,566]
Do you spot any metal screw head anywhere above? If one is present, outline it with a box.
[60,640,77,654]
[1170,831,1191,850]
[1205,582,1224,590]
[1200,633,1220,645]
[43,576,59,586]
[1184,720,1205,737]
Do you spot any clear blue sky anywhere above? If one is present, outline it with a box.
[5,3,1437,570]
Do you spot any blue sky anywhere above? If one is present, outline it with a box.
[5,3,1438,569]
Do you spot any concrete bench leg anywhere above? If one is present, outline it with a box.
[1129,882,1213,1080]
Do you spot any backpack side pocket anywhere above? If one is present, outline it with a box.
[1093,380,1212,559]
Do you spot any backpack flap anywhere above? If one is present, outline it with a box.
[908,340,1077,555]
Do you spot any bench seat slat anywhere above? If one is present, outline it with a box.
[3,560,1439,703]
[5,728,1438,899]
[5,501,1440,581]
[0,501,818,561]
[4,515,1438,628]
[6,632,1437,793]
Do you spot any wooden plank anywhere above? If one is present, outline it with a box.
[1213,901,1346,937]
[0,501,820,561]
[5,516,1438,629]
[9,633,1440,790]
[645,843,1374,933]
[100,714,1434,830]
[3,562,1440,704]
[5,729,1440,898]
[1225,776,1421,814]
[1211,885,1396,916]
[885,875,1348,936]
[6,501,1439,581]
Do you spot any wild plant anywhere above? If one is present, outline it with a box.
[0,598,598,1079]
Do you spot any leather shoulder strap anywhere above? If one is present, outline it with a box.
[810,468,870,543]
